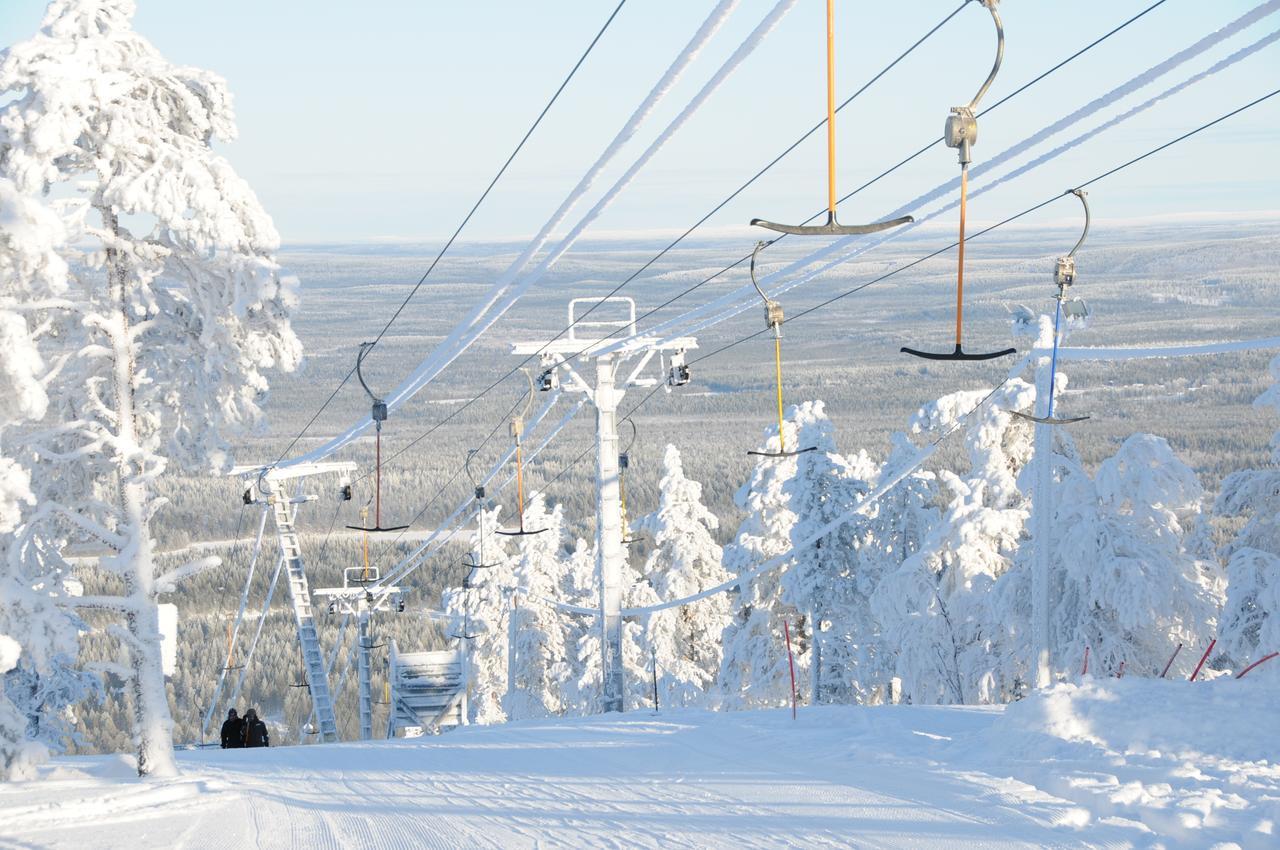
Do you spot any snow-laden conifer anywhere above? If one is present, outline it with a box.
[0,178,98,779]
[990,433,1223,688]
[633,445,730,708]
[504,495,573,719]
[442,506,516,725]
[0,0,300,774]
[717,405,809,709]
[872,381,1036,704]
[1215,352,1280,669]
[782,405,942,705]
[558,536,601,714]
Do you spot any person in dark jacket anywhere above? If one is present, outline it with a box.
[220,708,245,749]
[243,708,269,748]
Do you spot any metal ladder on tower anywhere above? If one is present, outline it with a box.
[269,491,340,743]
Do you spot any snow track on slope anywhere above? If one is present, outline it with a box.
[2,706,1157,849]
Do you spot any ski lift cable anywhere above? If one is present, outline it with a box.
[350,4,1260,579]
[282,0,751,474]
[224,553,287,715]
[588,0,1198,358]
[339,0,794,489]
[360,0,977,481]
[291,0,1176,497]
[366,84,1280,596]
[265,0,628,468]
[364,0,1148,486]
[611,11,1280,356]
[683,85,1280,369]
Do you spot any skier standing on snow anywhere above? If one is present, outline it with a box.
[242,708,269,748]
[220,708,245,749]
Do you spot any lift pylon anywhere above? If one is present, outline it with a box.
[511,297,695,713]
[230,461,357,744]
[316,566,406,741]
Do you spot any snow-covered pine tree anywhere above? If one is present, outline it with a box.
[0,0,301,775]
[0,179,96,779]
[558,536,601,714]
[717,405,808,710]
[633,444,731,709]
[441,506,516,724]
[0,179,68,532]
[779,403,923,705]
[504,495,573,720]
[989,433,1223,689]
[1215,352,1280,669]
[872,380,1036,705]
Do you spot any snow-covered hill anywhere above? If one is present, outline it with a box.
[2,676,1274,849]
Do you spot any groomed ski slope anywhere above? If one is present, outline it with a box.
[1,677,1275,849]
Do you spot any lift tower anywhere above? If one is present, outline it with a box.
[512,297,694,712]
[233,461,356,744]
[316,566,406,740]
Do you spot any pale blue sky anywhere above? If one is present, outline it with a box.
[2,0,1277,244]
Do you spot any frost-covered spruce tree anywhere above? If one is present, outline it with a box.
[779,403,906,705]
[0,179,97,779]
[441,506,516,724]
[717,406,807,710]
[0,179,69,531]
[504,495,573,719]
[633,445,730,709]
[1215,352,1280,669]
[558,536,601,714]
[0,0,301,775]
[989,434,1223,689]
[872,380,1036,704]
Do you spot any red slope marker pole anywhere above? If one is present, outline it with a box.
[783,620,798,721]
[1236,651,1279,680]
[1190,639,1216,682]
[1159,643,1183,678]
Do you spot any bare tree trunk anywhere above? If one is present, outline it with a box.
[102,208,176,778]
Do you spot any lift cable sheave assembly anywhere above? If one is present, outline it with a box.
[902,0,1017,361]
[618,417,641,545]
[1011,188,1093,426]
[464,449,502,569]
[347,342,409,533]
[746,242,817,459]
[750,0,912,237]
[496,371,548,537]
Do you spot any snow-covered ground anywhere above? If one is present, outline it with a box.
[1,677,1274,849]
